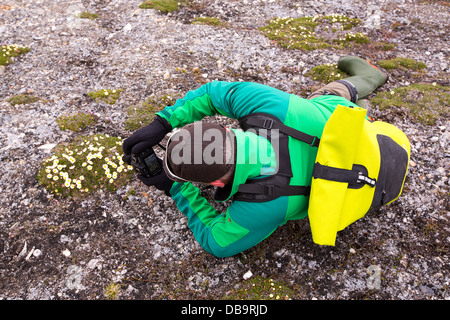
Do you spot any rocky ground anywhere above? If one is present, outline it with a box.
[0,0,448,301]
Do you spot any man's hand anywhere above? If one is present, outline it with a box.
[122,116,172,157]
[137,156,174,193]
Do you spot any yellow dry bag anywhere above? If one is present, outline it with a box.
[308,104,411,246]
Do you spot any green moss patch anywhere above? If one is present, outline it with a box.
[372,42,396,51]
[259,14,366,51]
[88,89,123,105]
[192,17,223,26]
[0,44,30,66]
[306,63,348,83]
[378,57,427,70]
[333,32,370,46]
[7,94,40,106]
[370,83,449,125]
[37,134,134,198]
[77,12,99,20]
[224,276,298,300]
[56,112,98,132]
[125,95,175,131]
[139,0,185,13]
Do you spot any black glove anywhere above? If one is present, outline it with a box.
[137,157,174,194]
[122,116,172,157]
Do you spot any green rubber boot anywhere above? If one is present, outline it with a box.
[338,56,389,99]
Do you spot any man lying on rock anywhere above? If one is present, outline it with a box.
[122,56,388,258]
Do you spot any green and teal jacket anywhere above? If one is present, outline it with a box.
[156,81,357,257]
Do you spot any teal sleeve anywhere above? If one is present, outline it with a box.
[169,182,289,258]
[156,81,292,128]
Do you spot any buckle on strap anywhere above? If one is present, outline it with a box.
[264,185,276,195]
[310,136,320,147]
[357,174,376,187]
[262,119,274,129]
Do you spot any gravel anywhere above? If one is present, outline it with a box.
[0,0,448,300]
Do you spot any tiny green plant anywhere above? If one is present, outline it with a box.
[37,134,134,198]
[139,0,184,13]
[370,83,449,126]
[306,63,348,83]
[78,12,99,20]
[125,94,175,131]
[192,17,223,26]
[105,283,121,300]
[0,44,30,66]
[7,94,40,106]
[377,42,396,51]
[378,57,427,70]
[224,276,297,300]
[56,112,98,132]
[88,89,123,105]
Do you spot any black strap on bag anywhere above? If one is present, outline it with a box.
[313,163,376,189]
[241,114,321,147]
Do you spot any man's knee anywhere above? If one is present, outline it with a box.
[307,81,357,103]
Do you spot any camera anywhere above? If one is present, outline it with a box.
[128,147,162,178]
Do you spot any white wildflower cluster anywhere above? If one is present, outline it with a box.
[263,13,363,51]
[309,13,355,23]
[248,278,292,300]
[324,13,354,23]
[39,134,134,197]
[268,278,288,300]
[1,44,26,55]
[100,89,117,96]
[266,17,316,44]
[343,32,369,42]
[1,44,29,65]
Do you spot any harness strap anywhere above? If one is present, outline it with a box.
[313,162,376,188]
[237,184,311,197]
[233,113,317,202]
[242,116,320,147]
